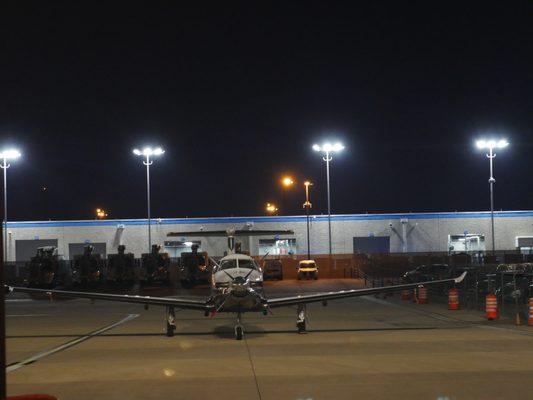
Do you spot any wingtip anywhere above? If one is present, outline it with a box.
[454,271,467,283]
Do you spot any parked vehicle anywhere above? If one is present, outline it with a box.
[297,260,318,280]
[263,259,283,280]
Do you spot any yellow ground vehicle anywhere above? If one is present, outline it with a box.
[297,259,318,280]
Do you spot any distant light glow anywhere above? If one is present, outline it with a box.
[312,142,344,153]
[96,208,108,219]
[183,241,194,246]
[266,203,278,213]
[133,147,165,157]
[304,181,313,187]
[282,176,294,187]
[476,138,509,150]
[0,149,22,160]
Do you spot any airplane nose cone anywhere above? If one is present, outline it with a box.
[234,276,246,285]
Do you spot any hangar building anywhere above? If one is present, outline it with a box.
[4,210,533,261]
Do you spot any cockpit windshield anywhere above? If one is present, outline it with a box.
[219,258,257,270]
[220,259,237,270]
[237,258,256,269]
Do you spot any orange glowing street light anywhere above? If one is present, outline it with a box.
[96,208,108,219]
[281,176,294,188]
[265,203,279,214]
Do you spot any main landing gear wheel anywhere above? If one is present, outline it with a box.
[167,322,176,337]
[296,304,307,334]
[235,311,244,340]
[235,325,244,340]
[165,306,176,337]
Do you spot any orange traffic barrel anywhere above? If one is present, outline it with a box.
[417,286,428,304]
[485,294,498,320]
[401,289,411,301]
[448,288,459,310]
[528,298,533,327]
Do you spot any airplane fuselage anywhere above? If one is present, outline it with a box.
[209,254,267,313]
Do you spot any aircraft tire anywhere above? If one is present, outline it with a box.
[235,326,244,340]
[166,324,175,337]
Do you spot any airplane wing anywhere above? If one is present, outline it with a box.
[267,272,467,308]
[5,286,211,311]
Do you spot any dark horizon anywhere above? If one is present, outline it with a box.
[2,3,533,222]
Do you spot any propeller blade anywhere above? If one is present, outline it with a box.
[222,270,235,280]
[244,268,255,281]
[215,293,232,313]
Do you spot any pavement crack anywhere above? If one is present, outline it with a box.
[244,336,262,400]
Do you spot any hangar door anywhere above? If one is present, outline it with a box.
[68,243,107,259]
[353,236,390,254]
[16,239,59,261]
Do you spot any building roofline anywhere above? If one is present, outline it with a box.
[6,210,533,228]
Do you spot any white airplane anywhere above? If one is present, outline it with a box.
[5,229,467,340]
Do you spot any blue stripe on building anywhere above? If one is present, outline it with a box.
[6,210,533,229]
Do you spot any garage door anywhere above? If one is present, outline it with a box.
[15,239,59,261]
[353,236,390,254]
[68,243,107,259]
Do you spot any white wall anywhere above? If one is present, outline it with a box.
[5,211,533,261]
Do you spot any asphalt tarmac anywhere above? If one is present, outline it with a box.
[5,279,533,400]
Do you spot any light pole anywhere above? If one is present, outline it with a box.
[313,142,344,256]
[133,147,164,253]
[303,181,313,260]
[476,139,509,254]
[0,149,21,262]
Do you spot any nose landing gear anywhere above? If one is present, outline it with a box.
[235,311,244,340]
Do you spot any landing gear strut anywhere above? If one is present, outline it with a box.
[297,304,307,334]
[166,305,176,337]
[235,312,244,340]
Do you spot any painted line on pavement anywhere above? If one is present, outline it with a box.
[6,299,35,303]
[6,313,139,373]
[7,314,53,317]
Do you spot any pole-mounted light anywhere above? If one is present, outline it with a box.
[312,141,344,256]
[1,148,22,263]
[475,138,509,254]
[133,146,164,253]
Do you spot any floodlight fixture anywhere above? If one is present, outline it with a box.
[0,149,21,160]
[133,147,165,157]
[312,142,344,153]
[476,139,509,150]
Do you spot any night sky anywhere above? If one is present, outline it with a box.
[1,2,532,221]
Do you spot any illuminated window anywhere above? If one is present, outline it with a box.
[259,239,297,256]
